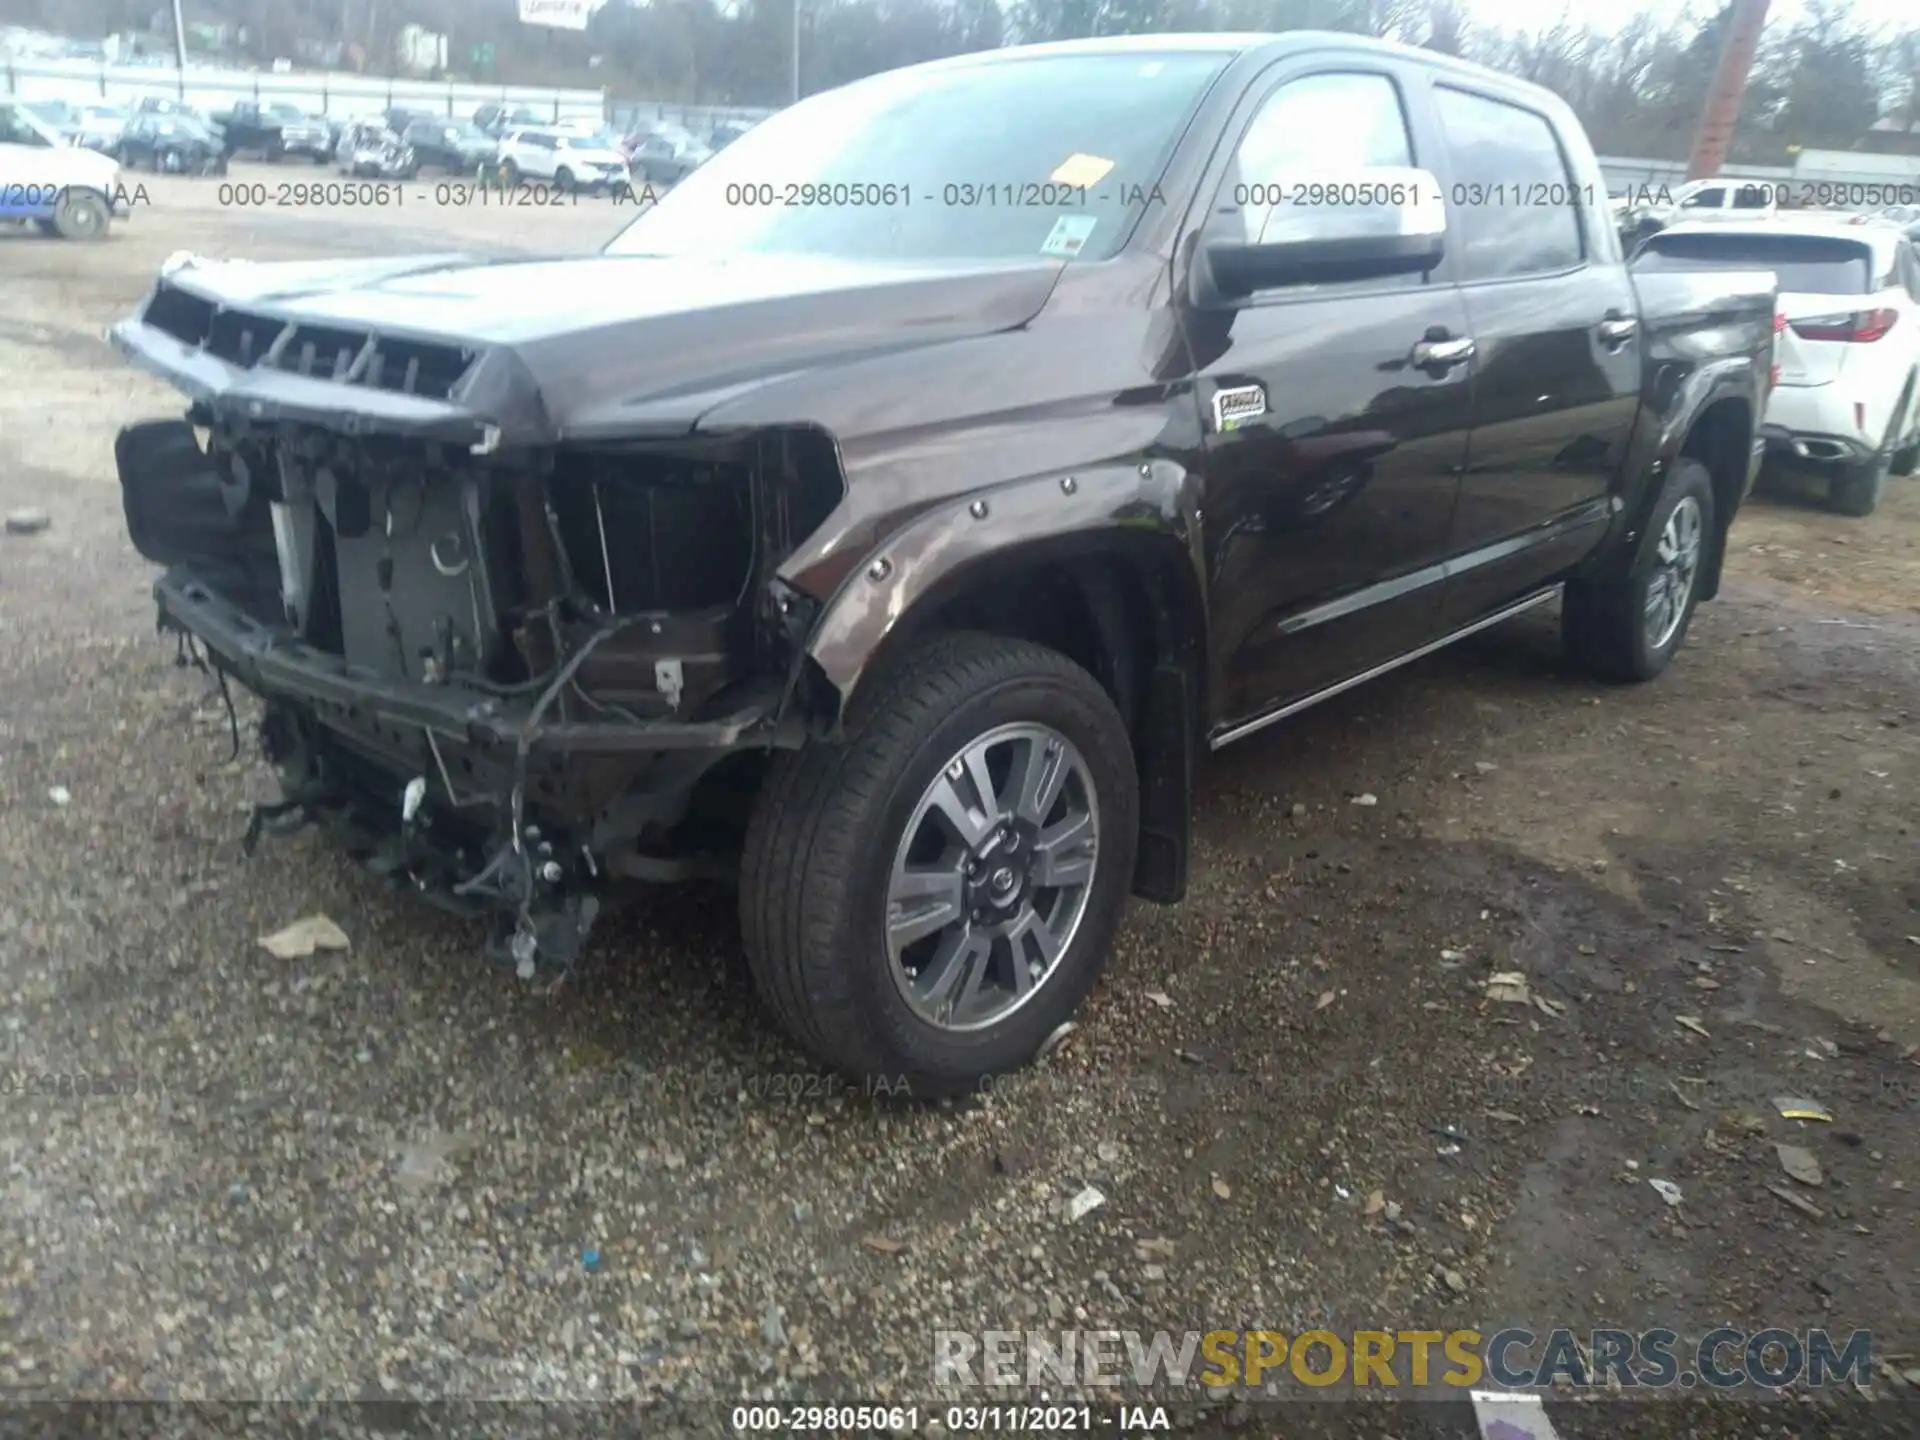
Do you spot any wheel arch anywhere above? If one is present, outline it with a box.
[793,464,1207,903]
[1671,395,1753,603]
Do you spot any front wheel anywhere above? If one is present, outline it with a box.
[740,631,1139,1098]
[1564,458,1714,683]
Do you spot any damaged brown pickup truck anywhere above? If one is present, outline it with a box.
[111,34,1777,1095]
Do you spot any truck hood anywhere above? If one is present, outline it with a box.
[110,250,1065,446]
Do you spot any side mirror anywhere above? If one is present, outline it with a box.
[1202,167,1447,300]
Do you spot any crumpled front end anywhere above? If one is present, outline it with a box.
[112,270,844,983]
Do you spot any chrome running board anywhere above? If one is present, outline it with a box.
[1208,584,1563,752]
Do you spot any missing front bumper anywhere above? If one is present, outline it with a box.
[159,568,789,979]
[156,568,784,760]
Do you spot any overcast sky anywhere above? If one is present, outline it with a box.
[1465,0,1913,36]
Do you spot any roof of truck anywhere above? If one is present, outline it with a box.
[884,31,1572,114]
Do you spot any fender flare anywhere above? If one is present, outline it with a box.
[1606,357,1764,599]
[797,458,1207,730]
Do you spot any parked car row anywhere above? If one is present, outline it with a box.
[10,95,746,191]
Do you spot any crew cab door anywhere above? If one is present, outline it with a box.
[1425,81,1641,621]
[1176,65,1474,735]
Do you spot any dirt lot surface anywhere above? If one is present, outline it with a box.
[2,170,1918,1437]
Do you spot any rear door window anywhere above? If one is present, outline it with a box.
[1630,233,1872,294]
[1432,85,1585,281]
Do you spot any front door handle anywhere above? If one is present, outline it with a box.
[1598,316,1639,346]
[1412,336,1475,368]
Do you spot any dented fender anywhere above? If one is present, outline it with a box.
[800,458,1206,721]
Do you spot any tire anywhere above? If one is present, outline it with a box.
[52,188,109,242]
[1829,391,1902,518]
[1830,454,1889,517]
[1890,384,1919,478]
[266,140,284,163]
[1564,458,1714,683]
[740,631,1140,1098]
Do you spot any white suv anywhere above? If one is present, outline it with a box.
[495,128,631,193]
[0,99,126,240]
[1633,217,1920,516]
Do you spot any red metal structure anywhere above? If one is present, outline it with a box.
[1684,0,1773,181]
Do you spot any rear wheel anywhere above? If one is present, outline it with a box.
[1830,395,1905,518]
[52,188,109,241]
[1831,454,1889,517]
[1564,458,1714,683]
[740,631,1138,1097]
[1890,385,1919,478]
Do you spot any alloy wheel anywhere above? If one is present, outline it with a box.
[1644,494,1703,651]
[885,722,1100,1032]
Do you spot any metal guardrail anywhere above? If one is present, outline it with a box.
[607,99,777,138]
[3,54,605,125]
[1598,153,1920,199]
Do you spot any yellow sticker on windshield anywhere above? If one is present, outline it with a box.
[1050,153,1116,188]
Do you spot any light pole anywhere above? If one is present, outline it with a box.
[1685,0,1771,181]
[171,0,189,71]
[791,0,800,104]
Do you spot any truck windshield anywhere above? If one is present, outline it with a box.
[603,50,1231,265]
[1632,233,1872,295]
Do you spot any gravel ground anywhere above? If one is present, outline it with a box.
[1,171,1917,1437]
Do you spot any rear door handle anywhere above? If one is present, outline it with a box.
[1598,317,1639,346]
[1412,336,1475,368]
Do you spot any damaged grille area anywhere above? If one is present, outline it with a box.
[134,422,816,719]
[141,282,475,398]
[549,452,755,616]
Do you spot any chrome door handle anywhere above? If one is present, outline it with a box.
[1412,336,1475,367]
[1598,317,1638,345]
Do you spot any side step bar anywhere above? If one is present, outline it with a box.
[1208,585,1562,752]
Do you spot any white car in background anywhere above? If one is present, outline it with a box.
[494,127,631,193]
[0,98,126,239]
[1632,217,1920,516]
[71,104,130,153]
[1622,175,1779,244]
